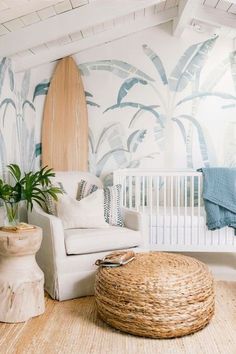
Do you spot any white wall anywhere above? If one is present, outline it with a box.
[11,22,235,184]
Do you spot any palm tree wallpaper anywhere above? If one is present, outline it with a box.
[0,27,236,184]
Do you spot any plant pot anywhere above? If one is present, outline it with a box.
[4,201,20,226]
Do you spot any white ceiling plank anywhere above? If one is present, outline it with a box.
[195,5,236,28]
[14,6,178,72]
[70,0,89,8]
[69,30,83,41]
[37,6,57,20]
[0,0,64,24]
[30,44,48,54]
[21,12,41,26]
[3,17,24,31]
[204,0,220,7]
[216,0,232,11]
[173,0,202,36]
[165,0,178,9]
[54,0,72,14]
[155,1,166,12]
[0,0,162,58]
[0,24,9,36]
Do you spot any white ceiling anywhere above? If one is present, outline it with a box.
[0,0,235,72]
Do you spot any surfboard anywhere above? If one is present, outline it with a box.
[42,56,88,171]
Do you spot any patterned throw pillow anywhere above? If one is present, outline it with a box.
[44,182,65,215]
[78,180,124,227]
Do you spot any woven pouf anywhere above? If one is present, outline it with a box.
[95,252,215,338]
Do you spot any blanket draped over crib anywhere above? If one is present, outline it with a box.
[200,167,236,233]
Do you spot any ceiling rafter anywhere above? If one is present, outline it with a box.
[173,0,202,36]
[14,6,178,72]
[0,0,162,58]
[195,4,236,29]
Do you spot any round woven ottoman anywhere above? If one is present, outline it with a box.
[95,252,215,338]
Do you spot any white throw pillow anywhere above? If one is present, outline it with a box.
[57,189,109,229]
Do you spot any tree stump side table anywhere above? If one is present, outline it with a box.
[0,226,45,323]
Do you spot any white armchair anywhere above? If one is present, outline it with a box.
[28,171,148,301]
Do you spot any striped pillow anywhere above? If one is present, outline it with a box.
[78,180,124,227]
[45,182,65,215]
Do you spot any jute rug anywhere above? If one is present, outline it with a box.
[0,281,235,354]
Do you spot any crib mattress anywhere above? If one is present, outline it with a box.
[140,206,206,227]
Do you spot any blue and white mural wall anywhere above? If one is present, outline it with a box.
[1,23,236,184]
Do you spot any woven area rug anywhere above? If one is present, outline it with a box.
[0,281,235,354]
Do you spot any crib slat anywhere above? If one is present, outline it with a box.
[170,176,173,246]
[163,176,167,245]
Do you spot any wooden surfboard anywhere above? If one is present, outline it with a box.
[42,56,88,171]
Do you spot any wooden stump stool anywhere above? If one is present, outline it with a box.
[0,227,45,323]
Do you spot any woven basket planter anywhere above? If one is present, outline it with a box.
[95,252,215,338]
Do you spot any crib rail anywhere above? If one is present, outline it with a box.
[114,169,236,252]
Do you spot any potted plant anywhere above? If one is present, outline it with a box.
[0,164,62,226]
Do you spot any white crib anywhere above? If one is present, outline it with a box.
[114,169,236,252]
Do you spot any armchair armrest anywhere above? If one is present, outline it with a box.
[28,205,66,258]
[122,208,149,249]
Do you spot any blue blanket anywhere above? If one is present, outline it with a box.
[200,167,236,231]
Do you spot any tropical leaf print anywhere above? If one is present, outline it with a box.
[0,58,8,97]
[95,123,119,153]
[176,91,236,106]
[127,129,146,152]
[172,117,187,144]
[0,98,16,126]
[129,105,160,128]
[85,91,100,107]
[22,100,35,111]
[169,37,217,92]
[174,115,209,167]
[201,56,231,92]
[21,70,31,101]
[230,51,236,92]
[0,129,7,175]
[117,77,147,104]
[33,81,50,101]
[78,60,154,81]
[104,102,163,127]
[8,66,14,91]
[35,143,42,157]
[142,44,168,85]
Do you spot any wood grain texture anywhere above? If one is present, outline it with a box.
[42,56,88,171]
[0,228,44,323]
[0,281,235,354]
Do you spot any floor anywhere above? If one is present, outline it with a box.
[0,281,235,354]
